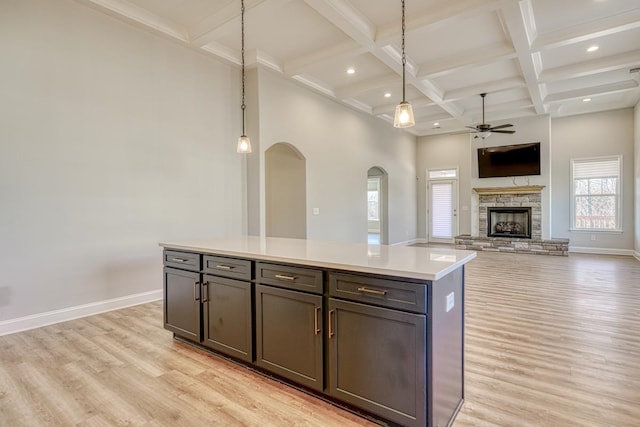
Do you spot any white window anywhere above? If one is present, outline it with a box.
[367,177,380,221]
[571,156,622,231]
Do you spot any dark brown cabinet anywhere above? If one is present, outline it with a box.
[163,250,254,363]
[164,267,201,342]
[255,262,324,392]
[163,247,466,427]
[328,298,426,427]
[202,275,253,363]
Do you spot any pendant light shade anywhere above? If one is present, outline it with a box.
[236,0,252,154]
[237,134,251,153]
[393,0,415,128]
[394,101,415,128]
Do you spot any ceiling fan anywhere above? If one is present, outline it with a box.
[467,93,515,139]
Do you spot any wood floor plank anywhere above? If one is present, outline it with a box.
[0,251,639,426]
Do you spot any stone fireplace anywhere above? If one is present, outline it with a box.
[455,185,569,255]
[488,207,531,238]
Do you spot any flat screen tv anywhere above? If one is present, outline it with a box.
[477,142,541,178]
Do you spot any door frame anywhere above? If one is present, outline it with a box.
[426,168,459,244]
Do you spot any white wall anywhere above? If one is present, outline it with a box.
[634,101,640,257]
[0,0,244,322]
[416,134,471,240]
[255,68,417,244]
[551,109,635,251]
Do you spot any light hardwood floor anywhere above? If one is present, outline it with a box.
[1,251,639,426]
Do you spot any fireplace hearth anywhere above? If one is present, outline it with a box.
[488,207,531,239]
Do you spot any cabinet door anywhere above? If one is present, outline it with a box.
[202,275,253,363]
[255,284,323,391]
[328,298,427,427]
[164,267,201,342]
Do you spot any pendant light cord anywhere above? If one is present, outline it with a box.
[241,0,246,135]
[401,0,406,103]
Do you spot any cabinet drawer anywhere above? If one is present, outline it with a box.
[164,250,201,271]
[256,262,323,294]
[329,273,427,314]
[203,255,252,281]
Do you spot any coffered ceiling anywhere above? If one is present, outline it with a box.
[76,0,640,136]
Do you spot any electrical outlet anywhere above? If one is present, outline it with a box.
[590,235,596,241]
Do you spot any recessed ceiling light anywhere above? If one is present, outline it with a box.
[587,45,599,53]
[384,92,391,98]
[583,98,592,102]
[346,68,355,75]
[433,122,440,126]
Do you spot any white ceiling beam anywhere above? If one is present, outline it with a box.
[498,0,545,114]
[539,49,640,82]
[531,9,640,52]
[74,0,188,41]
[544,80,639,103]
[417,43,517,79]
[334,74,399,100]
[189,0,278,47]
[372,98,436,116]
[291,74,336,98]
[375,0,515,45]
[283,40,366,77]
[444,77,526,101]
[464,99,535,117]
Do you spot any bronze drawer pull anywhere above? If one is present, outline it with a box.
[194,281,200,301]
[172,257,189,263]
[275,274,296,281]
[216,264,234,270]
[357,286,388,296]
[328,309,335,338]
[202,282,209,303]
[314,307,321,335]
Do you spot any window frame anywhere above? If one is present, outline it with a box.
[569,155,623,233]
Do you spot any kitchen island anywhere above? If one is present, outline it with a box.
[160,236,476,427]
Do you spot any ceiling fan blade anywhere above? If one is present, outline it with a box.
[491,130,516,134]
[465,126,479,131]
[489,124,513,130]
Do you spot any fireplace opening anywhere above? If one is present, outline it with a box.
[487,207,532,239]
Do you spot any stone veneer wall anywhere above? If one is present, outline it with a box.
[455,235,569,256]
[479,192,542,239]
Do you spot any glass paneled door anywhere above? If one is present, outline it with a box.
[428,179,457,243]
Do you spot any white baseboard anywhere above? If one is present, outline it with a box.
[0,289,163,336]
[569,246,635,256]
[633,250,640,262]
[392,238,425,246]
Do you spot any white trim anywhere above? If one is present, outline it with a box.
[633,251,640,262]
[569,246,634,256]
[0,289,163,336]
[392,238,424,246]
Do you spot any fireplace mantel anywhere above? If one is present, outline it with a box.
[473,185,545,196]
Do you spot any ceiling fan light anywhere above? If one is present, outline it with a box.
[478,130,491,139]
[394,101,415,128]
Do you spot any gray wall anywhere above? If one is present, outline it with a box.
[416,134,472,240]
[0,0,244,321]
[255,68,417,244]
[551,109,635,251]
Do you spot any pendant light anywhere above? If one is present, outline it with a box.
[393,0,415,128]
[236,0,252,153]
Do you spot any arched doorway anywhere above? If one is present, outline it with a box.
[265,143,306,239]
[367,167,388,245]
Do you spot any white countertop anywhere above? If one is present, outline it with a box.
[160,236,476,281]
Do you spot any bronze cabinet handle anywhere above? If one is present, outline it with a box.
[357,286,388,296]
[194,281,200,301]
[172,257,188,263]
[329,309,335,338]
[202,282,208,303]
[275,274,296,281]
[314,307,321,335]
[215,264,233,270]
